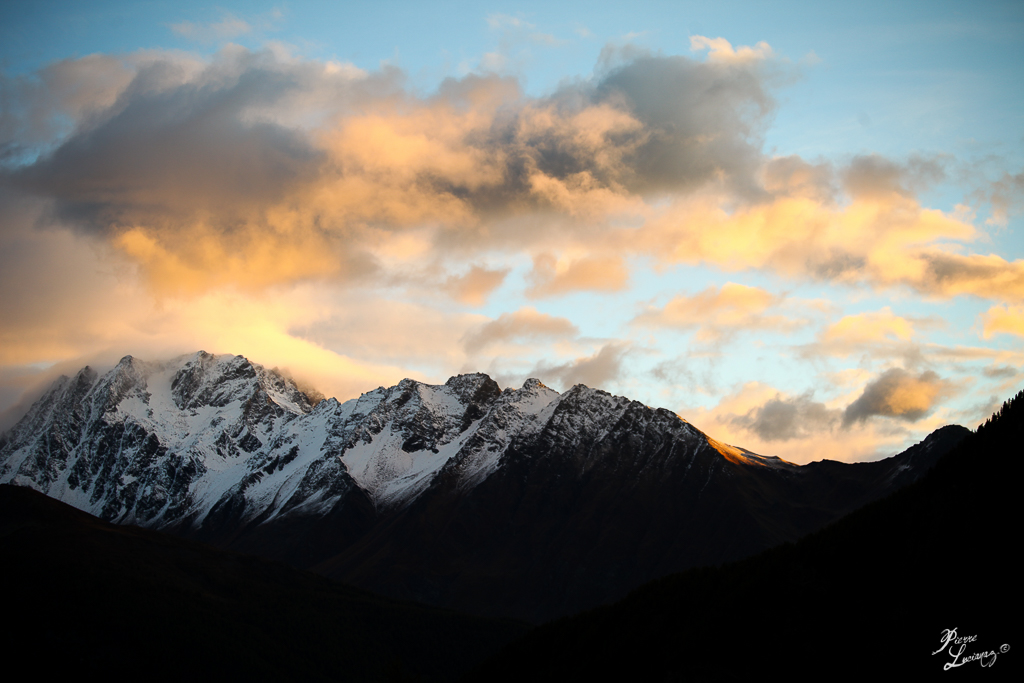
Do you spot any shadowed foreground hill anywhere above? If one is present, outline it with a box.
[466,390,1022,681]
[0,484,527,682]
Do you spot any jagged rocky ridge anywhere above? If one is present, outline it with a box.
[0,352,970,622]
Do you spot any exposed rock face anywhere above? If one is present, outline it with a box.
[0,352,969,622]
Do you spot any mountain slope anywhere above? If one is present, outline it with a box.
[0,483,527,682]
[465,390,1022,680]
[320,399,967,621]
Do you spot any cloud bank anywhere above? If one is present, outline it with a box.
[3,42,1018,308]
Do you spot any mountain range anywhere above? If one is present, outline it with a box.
[0,351,971,623]
[467,388,1021,680]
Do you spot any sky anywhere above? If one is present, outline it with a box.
[1,0,1022,463]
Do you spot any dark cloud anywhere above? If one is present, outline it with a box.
[593,54,772,199]
[170,13,252,43]
[988,169,1024,225]
[425,51,775,218]
[10,57,325,232]
[649,358,696,387]
[532,343,628,391]
[843,368,950,426]
[916,252,1024,301]
[982,364,1020,379]
[808,250,868,280]
[729,392,838,441]
[841,153,945,200]
[0,54,139,166]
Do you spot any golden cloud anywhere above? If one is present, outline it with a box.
[843,368,952,426]
[687,381,935,464]
[635,187,1024,303]
[526,253,630,298]
[819,307,915,354]
[4,45,1017,314]
[632,282,799,341]
[442,265,510,306]
[980,304,1024,339]
[3,45,784,295]
[690,36,774,64]
[114,224,352,294]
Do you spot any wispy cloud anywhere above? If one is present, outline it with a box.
[526,254,629,298]
[462,307,578,354]
[442,265,509,306]
[169,8,285,44]
[633,283,802,342]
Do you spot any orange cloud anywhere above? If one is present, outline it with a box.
[6,45,787,297]
[0,226,413,403]
[442,265,510,306]
[636,189,1024,303]
[114,224,354,294]
[690,36,773,64]
[686,381,934,464]
[913,251,1024,301]
[760,155,835,203]
[843,368,952,426]
[980,304,1024,338]
[526,253,630,298]
[633,282,799,341]
[819,307,915,353]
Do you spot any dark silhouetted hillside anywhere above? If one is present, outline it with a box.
[0,484,527,681]
[466,390,1021,680]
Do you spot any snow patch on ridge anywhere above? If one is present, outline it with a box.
[340,378,497,506]
[444,378,562,491]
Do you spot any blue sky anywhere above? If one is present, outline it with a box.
[1,0,1021,462]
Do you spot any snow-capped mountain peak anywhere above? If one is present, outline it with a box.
[0,352,968,622]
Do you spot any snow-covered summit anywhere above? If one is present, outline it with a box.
[0,351,815,538]
[0,352,320,524]
[0,355,563,524]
